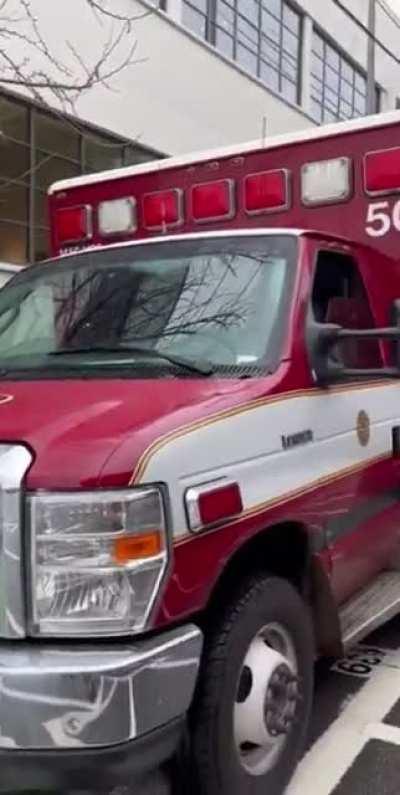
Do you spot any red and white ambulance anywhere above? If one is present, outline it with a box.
[0,110,400,794]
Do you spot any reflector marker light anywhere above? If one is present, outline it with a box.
[244,169,290,215]
[364,147,400,195]
[185,480,243,533]
[98,197,137,236]
[191,179,235,223]
[55,205,92,245]
[301,157,352,206]
[113,531,162,563]
[142,188,183,230]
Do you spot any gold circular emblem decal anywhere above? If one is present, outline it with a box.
[356,410,370,447]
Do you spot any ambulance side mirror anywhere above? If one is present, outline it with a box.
[308,307,400,385]
[307,321,344,385]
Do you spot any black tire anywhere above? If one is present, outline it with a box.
[187,573,315,795]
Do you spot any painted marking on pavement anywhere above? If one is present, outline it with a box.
[286,648,400,794]
[365,722,400,746]
[330,644,388,679]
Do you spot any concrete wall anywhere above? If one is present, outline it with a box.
[5,0,400,157]
[4,0,314,155]
[80,1,315,154]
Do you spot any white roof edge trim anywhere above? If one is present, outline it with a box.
[48,110,400,195]
[47,228,306,262]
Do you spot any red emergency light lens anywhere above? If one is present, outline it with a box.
[185,481,243,532]
[244,169,289,214]
[191,179,235,223]
[364,147,400,195]
[142,189,183,230]
[55,205,91,244]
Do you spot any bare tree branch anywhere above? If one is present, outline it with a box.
[0,0,151,111]
[86,0,152,24]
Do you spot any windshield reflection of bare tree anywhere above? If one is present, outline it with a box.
[55,253,267,349]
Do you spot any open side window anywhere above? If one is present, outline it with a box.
[311,250,382,370]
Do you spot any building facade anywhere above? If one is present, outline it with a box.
[0,0,399,265]
[0,92,160,266]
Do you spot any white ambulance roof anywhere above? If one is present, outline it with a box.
[49,110,400,195]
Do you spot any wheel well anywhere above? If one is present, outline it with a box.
[204,523,310,624]
[201,522,342,657]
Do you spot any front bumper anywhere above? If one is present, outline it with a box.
[0,623,202,791]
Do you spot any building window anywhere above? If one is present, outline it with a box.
[182,0,208,38]
[0,97,30,264]
[181,0,302,105]
[0,93,161,265]
[311,31,378,123]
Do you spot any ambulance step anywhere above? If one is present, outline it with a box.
[340,571,400,648]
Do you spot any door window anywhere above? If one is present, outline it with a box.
[311,251,382,370]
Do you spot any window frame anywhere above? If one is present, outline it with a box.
[181,0,302,105]
[310,26,380,124]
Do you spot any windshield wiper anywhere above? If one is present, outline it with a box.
[49,345,214,376]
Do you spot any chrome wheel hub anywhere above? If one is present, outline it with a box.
[264,664,299,737]
[234,623,299,776]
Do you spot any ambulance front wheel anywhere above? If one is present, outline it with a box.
[188,573,314,795]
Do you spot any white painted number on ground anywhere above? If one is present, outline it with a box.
[331,644,388,678]
[366,200,400,237]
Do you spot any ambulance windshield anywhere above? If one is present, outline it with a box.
[0,234,296,378]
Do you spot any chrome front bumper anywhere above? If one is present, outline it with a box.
[0,624,202,750]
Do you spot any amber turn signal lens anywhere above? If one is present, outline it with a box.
[113,531,162,563]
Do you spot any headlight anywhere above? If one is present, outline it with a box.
[28,488,168,637]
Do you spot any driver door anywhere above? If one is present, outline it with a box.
[308,247,400,606]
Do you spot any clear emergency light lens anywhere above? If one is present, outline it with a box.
[29,488,168,637]
[55,205,91,244]
[98,197,137,236]
[301,157,351,206]
[364,147,400,195]
[191,179,235,222]
[244,170,289,214]
[142,189,183,230]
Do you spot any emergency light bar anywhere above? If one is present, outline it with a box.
[301,157,352,206]
[364,146,400,195]
[52,143,400,251]
[244,169,289,214]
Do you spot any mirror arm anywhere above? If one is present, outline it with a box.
[337,327,400,341]
[335,367,400,379]
[312,324,400,384]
